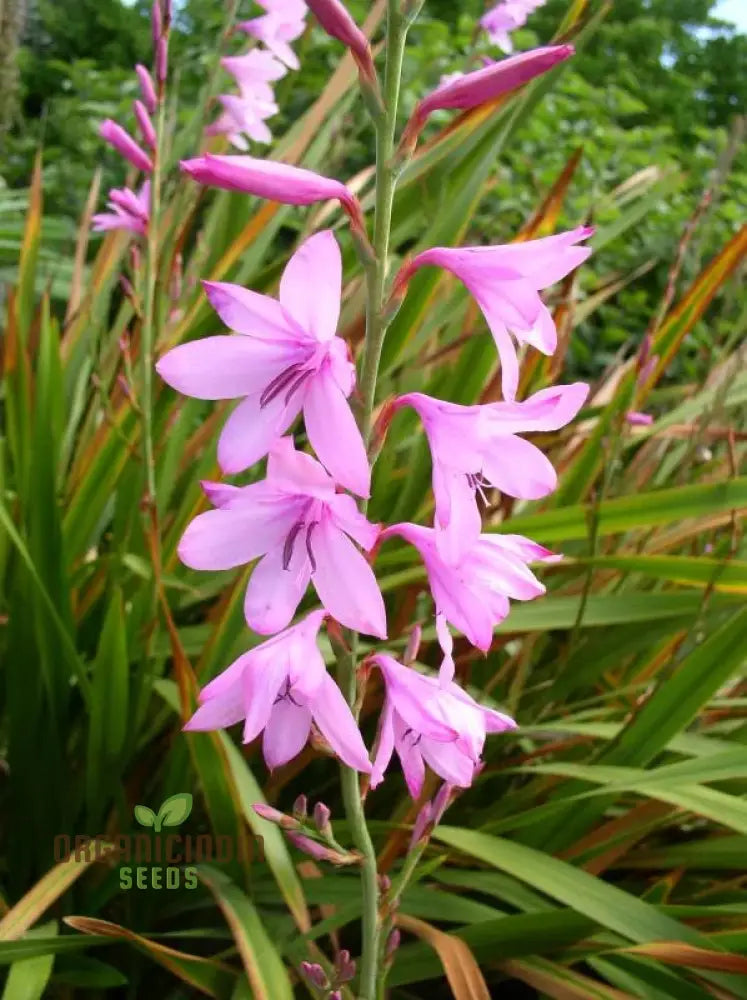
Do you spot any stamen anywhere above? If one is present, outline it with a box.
[305,521,319,573]
[467,472,491,506]
[283,519,305,570]
[284,368,314,405]
[260,363,304,409]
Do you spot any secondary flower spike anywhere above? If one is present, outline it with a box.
[381,523,557,680]
[178,438,386,638]
[99,119,153,174]
[156,230,370,495]
[305,0,376,83]
[184,611,371,773]
[370,654,515,797]
[180,155,365,231]
[92,182,150,236]
[401,45,573,152]
[395,226,593,400]
[394,382,589,559]
[237,0,308,70]
[481,1,545,53]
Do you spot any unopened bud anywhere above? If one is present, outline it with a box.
[410,801,434,849]
[300,961,328,990]
[386,928,401,959]
[119,276,135,301]
[404,625,422,665]
[637,353,659,387]
[286,832,361,866]
[253,803,300,830]
[292,794,308,820]
[637,332,652,371]
[151,0,162,42]
[378,874,391,893]
[335,949,356,983]
[313,802,332,838]
[135,64,157,113]
[134,100,157,151]
[329,992,342,1000]
[625,410,653,427]
[156,37,168,83]
[431,782,457,825]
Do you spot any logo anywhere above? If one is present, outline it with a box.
[53,791,264,891]
[134,792,193,833]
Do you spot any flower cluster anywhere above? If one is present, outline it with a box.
[208,0,308,149]
[93,3,169,235]
[159,6,591,799]
[481,0,546,53]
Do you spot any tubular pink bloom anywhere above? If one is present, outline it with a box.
[400,226,593,400]
[206,93,279,149]
[625,410,653,426]
[180,154,364,227]
[237,0,308,69]
[99,119,153,173]
[222,49,288,88]
[92,181,150,236]
[135,64,157,113]
[177,438,386,638]
[156,231,370,495]
[481,1,545,53]
[370,654,515,797]
[402,45,572,151]
[381,523,556,677]
[305,0,375,81]
[133,100,157,150]
[395,383,588,559]
[156,36,168,83]
[184,610,371,773]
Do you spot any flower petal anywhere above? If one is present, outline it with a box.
[263,700,312,768]
[304,365,370,497]
[311,519,386,638]
[177,502,295,570]
[394,717,426,798]
[482,435,557,499]
[242,656,290,744]
[419,737,476,788]
[156,336,292,399]
[217,391,302,474]
[202,281,301,342]
[279,230,341,342]
[244,542,312,635]
[370,699,396,789]
[310,673,372,772]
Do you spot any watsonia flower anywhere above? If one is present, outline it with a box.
[92,182,150,236]
[184,611,371,773]
[370,653,515,797]
[237,0,308,70]
[481,1,546,53]
[394,382,588,559]
[395,226,593,400]
[156,230,370,495]
[178,438,386,638]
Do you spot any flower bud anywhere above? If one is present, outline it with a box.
[305,0,378,87]
[135,64,157,113]
[151,0,162,43]
[292,795,308,820]
[99,120,152,174]
[300,961,328,990]
[286,832,361,866]
[386,928,401,959]
[625,411,653,427]
[328,992,342,1000]
[156,37,168,83]
[253,803,300,830]
[134,100,157,151]
[637,353,659,387]
[409,800,434,849]
[335,949,356,983]
[404,624,422,665]
[313,802,332,838]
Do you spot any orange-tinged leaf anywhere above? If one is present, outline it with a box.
[397,913,491,1000]
[502,958,633,999]
[0,841,115,941]
[623,942,747,975]
[518,147,584,240]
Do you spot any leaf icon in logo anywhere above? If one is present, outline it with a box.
[155,792,193,832]
[134,804,156,828]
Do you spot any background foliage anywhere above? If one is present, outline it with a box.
[1,1,746,998]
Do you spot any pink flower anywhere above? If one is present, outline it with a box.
[401,46,572,150]
[399,226,593,400]
[237,0,308,69]
[206,93,279,148]
[178,438,386,637]
[625,410,653,426]
[184,610,371,772]
[92,182,150,236]
[381,523,555,677]
[395,382,588,560]
[156,230,370,495]
[133,99,157,150]
[222,49,288,88]
[481,1,545,53]
[369,653,515,797]
[305,0,375,80]
[99,119,153,174]
[135,64,157,113]
[180,155,363,227]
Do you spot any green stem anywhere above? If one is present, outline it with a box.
[339,6,412,998]
[358,0,407,447]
